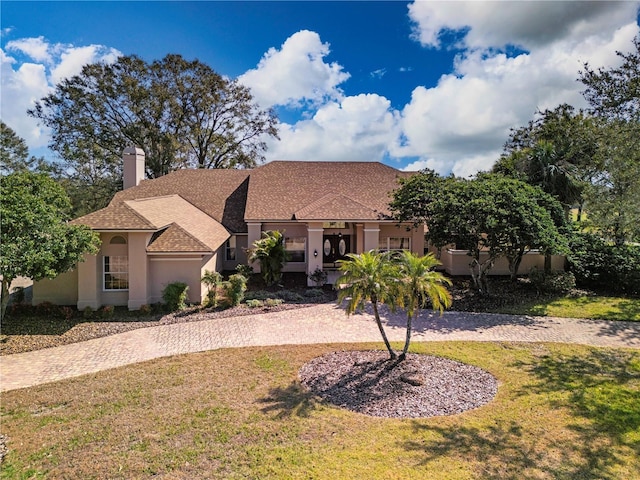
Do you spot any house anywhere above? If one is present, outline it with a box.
[33,147,564,310]
[33,147,426,309]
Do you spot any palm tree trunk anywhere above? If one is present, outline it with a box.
[400,313,414,361]
[372,301,396,360]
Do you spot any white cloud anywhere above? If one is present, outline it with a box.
[265,93,401,162]
[1,38,121,150]
[238,30,350,108]
[408,1,638,50]
[396,1,640,176]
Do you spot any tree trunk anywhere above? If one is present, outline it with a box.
[400,312,415,361]
[544,252,552,274]
[1,278,13,323]
[372,301,396,360]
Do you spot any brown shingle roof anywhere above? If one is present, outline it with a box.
[146,224,211,253]
[124,195,229,252]
[71,202,157,230]
[112,169,250,232]
[245,161,411,221]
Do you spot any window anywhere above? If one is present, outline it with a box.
[225,237,236,261]
[379,237,411,252]
[103,256,129,290]
[109,235,127,245]
[285,237,306,263]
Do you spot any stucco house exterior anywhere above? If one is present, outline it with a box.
[33,148,427,309]
[33,147,563,310]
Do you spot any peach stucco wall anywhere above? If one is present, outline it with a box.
[33,268,79,305]
[148,256,210,305]
[440,249,565,276]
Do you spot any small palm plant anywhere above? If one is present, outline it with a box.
[335,250,399,360]
[394,251,452,360]
[201,270,222,307]
[247,230,290,287]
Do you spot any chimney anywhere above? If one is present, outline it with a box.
[123,146,145,189]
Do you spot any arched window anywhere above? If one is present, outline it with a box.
[110,235,127,245]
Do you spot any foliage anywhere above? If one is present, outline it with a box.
[579,35,640,244]
[28,54,279,215]
[308,266,328,287]
[162,282,190,311]
[222,274,247,307]
[245,299,264,308]
[265,298,284,307]
[247,230,289,287]
[567,232,640,295]
[393,251,452,358]
[235,264,254,278]
[99,305,115,319]
[201,270,223,308]
[528,267,576,295]
[0,171,100,321]
[335,250,399,359]
[391,172,568,293]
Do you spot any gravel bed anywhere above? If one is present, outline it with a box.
[299,350,498,418]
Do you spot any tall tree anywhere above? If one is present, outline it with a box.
[29,54,279,214]
[579,34,640,244]
[335,251,399,360]
[0,172,100,321]
[0,121,56,176]
[494,104,596,219]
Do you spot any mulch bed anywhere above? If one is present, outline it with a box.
[299,350,498,418]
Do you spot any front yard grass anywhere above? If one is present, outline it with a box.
[491,295,640,321]
[2,341,639,479]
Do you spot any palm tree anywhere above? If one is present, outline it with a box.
[247,230,289,287]
[201,270,222,307]
[394,251,452,360]
[335,250,399,360]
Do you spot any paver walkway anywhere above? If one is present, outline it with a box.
[2,303,639,392]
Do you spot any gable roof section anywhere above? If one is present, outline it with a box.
[70,202,157,230]
[112,169,250,232]
[124,195,229,253]
[146,224,211,253]
[245,161,412,221]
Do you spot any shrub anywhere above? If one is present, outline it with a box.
[11,286,25,305]
[222,274,247,307]
[245,290,271,301]
[235,264,254,278]
[308,267,328,287]
[83,306,93,319]
[138,304,152,315]
[59,306,75,320]
[265,298,284,307]
[568,232,640,295]
[304,288,325,298]
[276,290,304,302]
[162,282,190,311]
[100,305,115,318]
[246,299,264,308]
[201,270,222,308]
[529,267,576,294]
[35,301,57,317]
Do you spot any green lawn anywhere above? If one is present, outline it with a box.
[2,342,639,479]
[493,295,640,321]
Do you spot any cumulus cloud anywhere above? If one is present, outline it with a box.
[265,93,401,162]
[1,37,121,149]
[238,30,350,108]
[397,1,640,175]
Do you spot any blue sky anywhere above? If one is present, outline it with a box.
[2,1,639,176]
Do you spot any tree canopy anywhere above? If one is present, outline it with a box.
[0,171,100,320]
[29,54,279,214]
[0,121,56,176]
[391,172,567,293]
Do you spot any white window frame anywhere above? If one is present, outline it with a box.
[103,255,129,291]
[379,237,411,252]
[285,236,306,263]
[225,237,236,261]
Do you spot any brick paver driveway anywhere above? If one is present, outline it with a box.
[2,303,639,392]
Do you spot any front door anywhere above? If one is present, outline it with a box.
[323,235,350,265]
